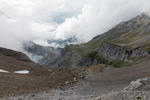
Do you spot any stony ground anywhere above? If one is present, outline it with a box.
[99,77,150,100]
[3,58,150,100]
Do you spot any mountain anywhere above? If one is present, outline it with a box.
[24,13,150,68]
[47,36,77,47]
[24,41,65,67]
[0,47,31,63]
[2,13,150,99]
[89,13,150,48]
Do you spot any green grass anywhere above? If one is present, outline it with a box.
[111,59,124,68]
[85,40,103,50]
[136,96,142,100]
[128,57,137,61]
[87,50,97,58]
[95,55,110,64]
[125,62,133,67]
[86,50,110,65]
[110,32,142,48]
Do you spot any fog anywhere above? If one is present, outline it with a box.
[0,0,150,51]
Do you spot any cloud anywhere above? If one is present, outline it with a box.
[0,0,150,51]
[55,0,150,42]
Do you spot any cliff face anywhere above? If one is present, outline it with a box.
[24,14,150,68]
[79,43,149,67]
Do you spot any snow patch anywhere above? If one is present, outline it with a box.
[0,69,10,73]
[14,70,30,74]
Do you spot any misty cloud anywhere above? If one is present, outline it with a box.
[0,0,150,51]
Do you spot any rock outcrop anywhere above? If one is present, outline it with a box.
[98,77,150,100]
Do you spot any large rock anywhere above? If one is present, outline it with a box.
[124,77,150,91]
[98,77,150,100]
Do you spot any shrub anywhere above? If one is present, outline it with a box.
[112,59,123,68]
[95,55,109,64]
[89,65,102,73]
[136,96,142,100]
[87,50,97,58]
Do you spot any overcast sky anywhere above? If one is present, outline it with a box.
[0,0,150,51]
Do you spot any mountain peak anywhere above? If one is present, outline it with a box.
[126,13,150,26]
[138,13,150,18]
[89,13,150,49]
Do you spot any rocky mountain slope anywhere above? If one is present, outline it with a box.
[98,77,150,100]
[24,41,65,67]
[47,36,77,47]
[24,13,150,68]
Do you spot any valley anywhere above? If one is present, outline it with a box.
[1,14,150,100]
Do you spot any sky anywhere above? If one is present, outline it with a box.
[0,0,150,51]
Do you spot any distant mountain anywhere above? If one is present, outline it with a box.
[24,13,150,68]
[23,41,65,67]
[47,36,77,48]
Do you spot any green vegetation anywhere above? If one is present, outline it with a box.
[87,50,97,58]
[111,59,124,68]
[124,62,133,67]
[65,44,87,56]
[136,96,142,100]
[85,40,103,50]
[86,50,110,65]
[86,49,126,68]
[95,55,110,64]
[111,32,141,44]
[128,57,137,61]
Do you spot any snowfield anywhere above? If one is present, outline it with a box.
[0,69,10,73]
[14,70,30,74]
[0,69,30,74]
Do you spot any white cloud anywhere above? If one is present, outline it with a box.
[0,0,150,51]
[55,0,150,42]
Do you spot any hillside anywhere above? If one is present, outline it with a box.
[24,13,150,68]
[88,13,150,48]
[0,47,84,97]
[5,58,150,100]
